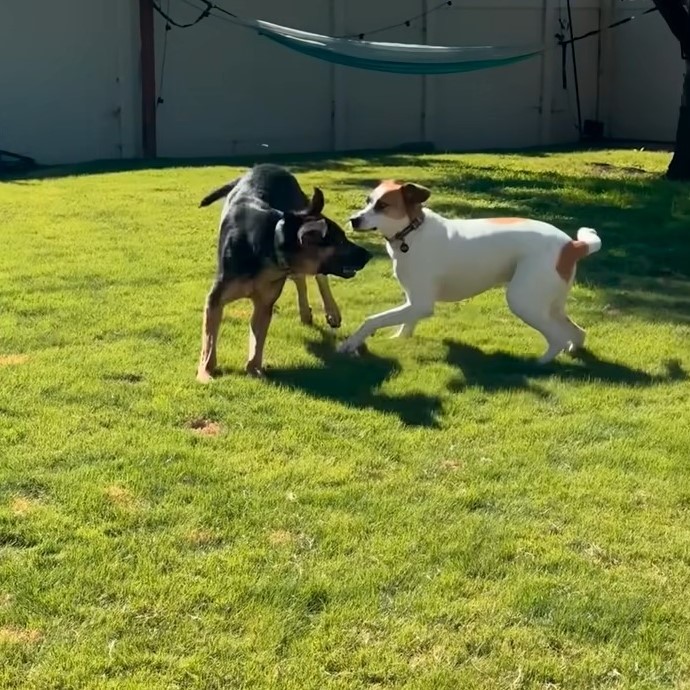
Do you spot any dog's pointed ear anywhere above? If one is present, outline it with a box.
[402,182,431,205]
[297,218,327,244]
[306,187,325,216]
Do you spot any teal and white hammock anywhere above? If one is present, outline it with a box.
[240,18,543,75]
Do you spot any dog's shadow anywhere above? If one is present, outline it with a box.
[266,332,444,428]
[444,339,687,395]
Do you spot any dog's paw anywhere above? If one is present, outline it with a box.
[245,362,266,378]
[337,338,363,355]
[325,310,342,329]
[196,368,215,384]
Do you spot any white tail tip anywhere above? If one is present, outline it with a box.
[577,227,602,254]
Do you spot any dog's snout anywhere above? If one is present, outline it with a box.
[350,215,363,230]
[356,245,372,267]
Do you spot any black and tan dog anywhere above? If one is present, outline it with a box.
[196,164,371,382]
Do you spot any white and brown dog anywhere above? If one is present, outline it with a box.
[340,180,602,363]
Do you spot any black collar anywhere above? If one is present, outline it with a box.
[392,214,424,253]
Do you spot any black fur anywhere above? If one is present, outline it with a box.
[200,164,371,282]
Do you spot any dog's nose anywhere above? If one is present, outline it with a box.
[349,215,362,230]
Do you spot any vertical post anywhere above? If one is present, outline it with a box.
[115,0,140,158]
[139,0,157,158]
[538,0,556,145]
[422,0,437,146]
[330,0,347,151]
[597,0,615,137]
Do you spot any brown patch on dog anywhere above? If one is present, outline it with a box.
[0,354,29,367]
[377,179,403,193]
[9,497,38,516]
[556,240,589,282]
[488,217,526,225]
[372,180,430,224]
[0,626,42,645]
[187,418,222,436]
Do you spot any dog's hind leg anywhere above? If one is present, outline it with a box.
[197,278,247,383]
[246,276,286,378]
[550,295,586,354]
[315,275,342,329]
[292,275,313,325]
[506,261,573,364]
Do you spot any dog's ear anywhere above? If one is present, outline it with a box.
[306,187,325,216]
[297,217,327,244]
[402,183,431,205]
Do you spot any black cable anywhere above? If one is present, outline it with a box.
[339,1,453,40]
[157,0,172,106]
[560,6,658,47]
[151,0,212,28]
[162,0,448,41]
[566,0,583,138]
[162,0,660,56]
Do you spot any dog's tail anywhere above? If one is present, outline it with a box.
[576,227,602,255]
[199,179,239,208]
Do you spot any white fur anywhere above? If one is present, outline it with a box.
[339,207,602,363]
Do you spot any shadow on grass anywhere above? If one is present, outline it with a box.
[0,147,435,183]
[4,150,689,324]
[266,332,443,428]
[445,340,687,396]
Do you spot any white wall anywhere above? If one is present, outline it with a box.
[0,0,683,166]
[154,0,609,156]
[154,0,334,158]
[0,0,141,165]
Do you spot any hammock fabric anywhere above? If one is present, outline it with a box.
[246,19,542,75]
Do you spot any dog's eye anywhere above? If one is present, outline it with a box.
[374,201,387,211]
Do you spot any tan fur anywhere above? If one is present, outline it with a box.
[197,247,342,382]
[490,217,526,225]
[556,240,589,282]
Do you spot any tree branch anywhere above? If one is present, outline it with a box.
[652,0,690,56]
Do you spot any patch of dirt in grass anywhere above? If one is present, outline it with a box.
[589,162,649,177]
[184,529,222,548]
[268,530,296,547]
[0,354,29,366]
[103,485,143,512]
[186,419,222,436]
[0,626,42,645]
[9,497,39,516]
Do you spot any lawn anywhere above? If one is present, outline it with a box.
[1,149,689,689]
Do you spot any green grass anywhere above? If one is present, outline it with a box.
[1,149,689,689]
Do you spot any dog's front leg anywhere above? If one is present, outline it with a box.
[315,275,341,328]
[337,301,433,354]
[292,275,313,325]
[246,277,286,377]
[391,321,418,339]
